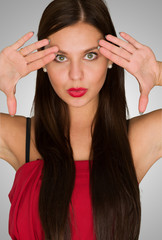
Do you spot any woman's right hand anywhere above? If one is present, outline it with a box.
[0,32,58,116]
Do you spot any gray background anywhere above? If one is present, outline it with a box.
[0,0,162,239]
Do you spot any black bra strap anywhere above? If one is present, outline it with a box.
[126,119,130,132]
[26,117,31,163]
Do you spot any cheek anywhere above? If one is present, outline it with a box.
[47,74,66,101]
[47,66,67,90]
[89,56,108,76]
[93,69,108,94]
[47,74,63,95]
[88,62,108,86]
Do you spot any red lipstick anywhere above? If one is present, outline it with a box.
[67,88,88,97]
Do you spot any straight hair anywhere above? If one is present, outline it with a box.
[33,0,141,239]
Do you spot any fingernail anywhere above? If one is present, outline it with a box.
[98,46,101,50]
[48,39,51,44]
[105,35,107,39]
[139,112,144,115]
[10,115,15,117]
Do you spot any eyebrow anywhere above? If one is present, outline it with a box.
[57,46,99,55]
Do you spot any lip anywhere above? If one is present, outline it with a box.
[67,88,88,98]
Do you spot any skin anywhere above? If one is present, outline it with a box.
[99,32,161,113]
[45,22,111,161]
[0,22,162,184]
[46,23,109,109]
[46,23,110,127]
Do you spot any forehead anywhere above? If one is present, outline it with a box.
[49,22,103,52]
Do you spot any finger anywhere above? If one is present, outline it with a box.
[12,32,34,50]
[99,39,132,61]
[27,53,56,73]
[99,47,129,69]
[7,94,17,116]
[19,39,51,56]
[138,94,148,114]
[25,46,58,63]
[105,34,136,54]
[119,32,143,49]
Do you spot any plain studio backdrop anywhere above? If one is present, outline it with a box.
[0,0,162,239]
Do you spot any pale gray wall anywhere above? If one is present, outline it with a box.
[0,0,162,239]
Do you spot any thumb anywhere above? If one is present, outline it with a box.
[138,92,149,114]
[7,93,17,116]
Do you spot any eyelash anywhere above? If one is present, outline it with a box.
[54,52,98,63]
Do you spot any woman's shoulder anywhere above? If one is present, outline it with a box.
[128,109,162,183]
[0,113,41,171]
[128,109,162,142]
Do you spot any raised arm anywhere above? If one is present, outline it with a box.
[0,32,58,116]
[0,32,58,170]
[157,62,162,86]
[98,32,162,114]
[98,32,162,183]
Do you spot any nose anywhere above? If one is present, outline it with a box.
[69,61,83,81]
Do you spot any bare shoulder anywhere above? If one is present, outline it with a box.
[0,113,26,170]
[0,113,41,171]
[128,109,162,183]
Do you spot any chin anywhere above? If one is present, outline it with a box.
[67,99,90,108]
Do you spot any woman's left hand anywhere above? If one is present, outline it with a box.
[98,32,161,113]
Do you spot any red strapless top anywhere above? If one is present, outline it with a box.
[8,159,96,240]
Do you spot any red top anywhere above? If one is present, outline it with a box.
[8,159,96,240]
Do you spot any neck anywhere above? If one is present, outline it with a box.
[69,98,98,131]
[68,98,98,161]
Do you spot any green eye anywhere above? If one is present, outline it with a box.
[55,55,67,62]
[85,52,97,60]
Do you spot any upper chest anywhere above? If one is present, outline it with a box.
[17,116,157,184]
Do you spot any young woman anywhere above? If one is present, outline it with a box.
[0,0,162,239]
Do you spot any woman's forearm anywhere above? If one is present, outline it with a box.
[157,61,162,86]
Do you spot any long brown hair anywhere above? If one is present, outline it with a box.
[33,0,141,239]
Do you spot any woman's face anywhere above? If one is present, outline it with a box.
[46,22,110,109]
